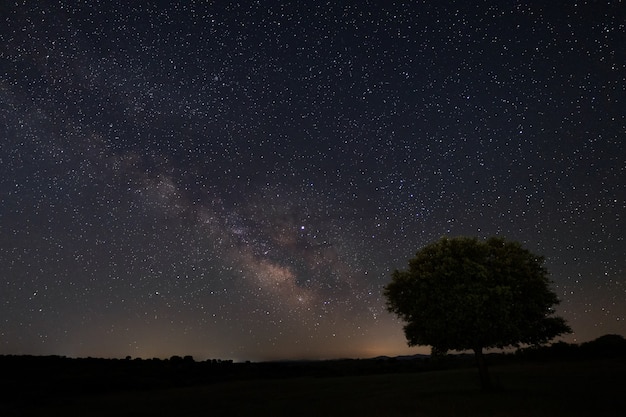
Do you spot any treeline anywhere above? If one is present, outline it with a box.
[0,353,456,402]
[1,334,624,403]
[515,333,626,360]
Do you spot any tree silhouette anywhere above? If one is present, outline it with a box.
[384,236,571,389]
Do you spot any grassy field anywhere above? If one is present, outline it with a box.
[4,359,625,416]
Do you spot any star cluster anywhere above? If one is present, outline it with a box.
[1,1,624,361]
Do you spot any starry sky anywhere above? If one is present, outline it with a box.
[1,1,625,362]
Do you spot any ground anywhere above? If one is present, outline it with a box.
[3,358,625,416]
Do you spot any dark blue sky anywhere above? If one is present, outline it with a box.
[1,1,624,361]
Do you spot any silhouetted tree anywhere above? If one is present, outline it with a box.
[384,236,571,389]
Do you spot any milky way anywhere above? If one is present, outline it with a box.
[1,1,625,361]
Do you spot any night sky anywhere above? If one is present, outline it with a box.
[1,1,624,362]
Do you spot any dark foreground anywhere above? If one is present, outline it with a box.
[2,357,625,416]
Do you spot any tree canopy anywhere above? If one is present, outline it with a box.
[384,236,571,388]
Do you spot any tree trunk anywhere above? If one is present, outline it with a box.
[473,347,492,390]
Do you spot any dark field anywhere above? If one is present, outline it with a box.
[2,357,625,416]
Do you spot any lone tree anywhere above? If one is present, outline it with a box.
[384,236,571,389]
